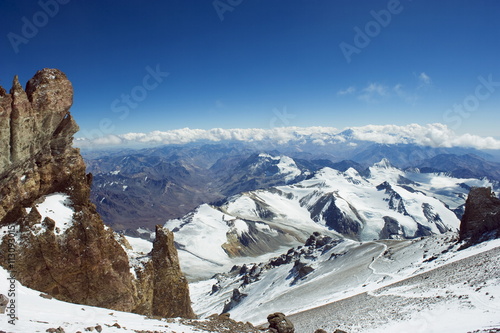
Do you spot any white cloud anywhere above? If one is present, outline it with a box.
[74,124,500,150]
[347,123,500,149]
[418,72,432,86]
[358,83,388,103]
[337,86,356,95]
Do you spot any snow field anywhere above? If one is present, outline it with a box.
[0,267,204,333]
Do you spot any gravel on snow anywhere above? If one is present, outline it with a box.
[289,246,500,333]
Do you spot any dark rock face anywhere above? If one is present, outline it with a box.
[308,193,360,239]
[0,69,194,318]
[379,216,403,239]
[459,187,500,245]
[377,181,410,216]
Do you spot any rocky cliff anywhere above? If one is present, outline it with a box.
[0,69,194,318]
[459,187,500,246]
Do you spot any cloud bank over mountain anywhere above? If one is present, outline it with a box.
[75,123,500,150]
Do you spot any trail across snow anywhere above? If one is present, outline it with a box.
[367,242,400,281]
[289,241,500,333]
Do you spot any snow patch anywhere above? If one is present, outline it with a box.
[33,193,75,235]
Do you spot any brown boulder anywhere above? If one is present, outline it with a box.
[459,187,500,246]
[267,312,295,333]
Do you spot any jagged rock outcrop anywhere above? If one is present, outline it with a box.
[0,69,194,318]
[459,187,500,245]
[126,225,195,318]
[151,225,196,318]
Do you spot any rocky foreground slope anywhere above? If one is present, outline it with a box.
[0,69,194,318]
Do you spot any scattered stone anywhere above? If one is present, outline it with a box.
[314,330,327,333]
[46,327,65,333]
[188,313,258,332]
[0,294,8,314]
[40,293,53,299]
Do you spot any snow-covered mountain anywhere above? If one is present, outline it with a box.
[163,157,496,280]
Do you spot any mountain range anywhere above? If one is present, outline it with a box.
[83,143,500,232]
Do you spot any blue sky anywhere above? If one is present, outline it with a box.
[1,0,499,140]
